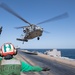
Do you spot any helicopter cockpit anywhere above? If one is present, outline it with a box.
[23,25,43,34]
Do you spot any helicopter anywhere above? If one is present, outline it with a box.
[16,24,43,42]
[0,3,69,43]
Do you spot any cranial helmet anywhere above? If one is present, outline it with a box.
[0,43,17,57]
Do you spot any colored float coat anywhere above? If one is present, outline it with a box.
[0,59,21,75]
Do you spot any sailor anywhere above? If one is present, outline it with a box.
[0,42,50,75]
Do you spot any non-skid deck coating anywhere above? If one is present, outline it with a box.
[1,50,74,75]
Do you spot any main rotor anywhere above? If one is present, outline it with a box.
[0,3,69,28]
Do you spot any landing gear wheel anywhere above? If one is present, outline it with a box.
[37,37,40,40]
[25,40,28,42]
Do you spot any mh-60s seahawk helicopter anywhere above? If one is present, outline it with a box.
[0,3,69,43]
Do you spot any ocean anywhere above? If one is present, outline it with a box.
[22,49,75,59]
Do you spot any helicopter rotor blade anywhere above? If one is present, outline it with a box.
[43,30,50,33]
[36,12,69,25]
[15,26,27,29]
[0,3,31,25]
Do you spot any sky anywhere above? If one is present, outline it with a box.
[0,0,75,49]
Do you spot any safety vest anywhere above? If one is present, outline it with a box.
[0,59,21,75]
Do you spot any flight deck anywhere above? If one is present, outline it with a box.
[14,50,75,75]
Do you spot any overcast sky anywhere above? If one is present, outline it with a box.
[0,0,75,49]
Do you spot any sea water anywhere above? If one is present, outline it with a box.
[23,49,75,59]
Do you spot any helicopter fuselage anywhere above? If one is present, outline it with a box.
[24,25,43,39]
[17,25,43,42]
[25,29,43,39]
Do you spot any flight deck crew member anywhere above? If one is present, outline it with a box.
[0,42,50,75]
